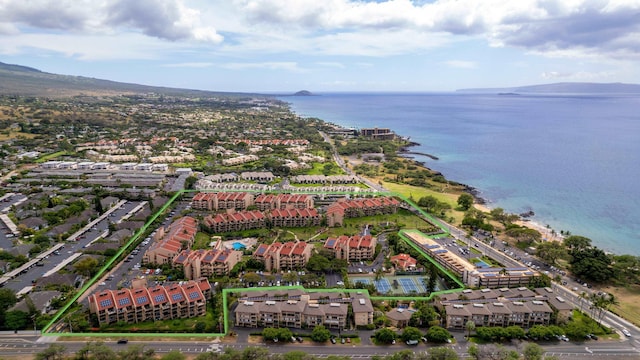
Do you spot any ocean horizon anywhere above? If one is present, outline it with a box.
[280,92,640,256]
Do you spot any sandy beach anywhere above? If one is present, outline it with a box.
[474,204,563,242]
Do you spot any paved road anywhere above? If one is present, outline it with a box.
[1,332,639,360]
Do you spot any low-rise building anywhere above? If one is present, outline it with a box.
[323,235,377,262]
[254,193,315,211]
[268,208,320,228]
[191,192,255,211]
[203,210,266,233]
[234,290,373,330]
[253,241,314,271]
[173,248,243,279]
[88,278,211,326]
[390,253,418,271]
[143,217,198,265]
[326,197,400,227]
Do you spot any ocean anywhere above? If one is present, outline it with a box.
[279,92,640,256]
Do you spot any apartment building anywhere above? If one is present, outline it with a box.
[402,230,540,288]
[234,290,373,329]
[326,197,400,227]
[268,208,321,228]
[143,217,198,265]
[203,210,266,233]
[323,235,377,262]
[360,127,396,140]
[253,241,314,271]
[437,287,559,330]
[173,248,243,279]
[88,278,211,326]
[254,194,315,211]
[191,192,255,211]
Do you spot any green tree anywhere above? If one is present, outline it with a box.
[457,194,474,211]
[4,310,28,331]
[0,288,17,327]
[310,325,331,343]
[523,343,544,360]
[374,328,396,344]
[117,344,156,360]
[73,257,100,277]
[426,348,459,360]
[35,344,67,360]
[400,326,422,342]
[161,350,186,360]
[563,235,592,251]
[536,241,568,265]
[306,254,331,273]
[425,326,451,343]
[242,347,270,360]
[465,320,476,339]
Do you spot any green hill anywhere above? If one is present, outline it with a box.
[0,61,251,97]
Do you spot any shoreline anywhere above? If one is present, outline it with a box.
[399,138,561,242]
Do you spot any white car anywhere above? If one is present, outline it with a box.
[622,329,631,337]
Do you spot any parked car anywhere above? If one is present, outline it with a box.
[117,339,128,344]
[406,339,419,345]
[330,338,336,344]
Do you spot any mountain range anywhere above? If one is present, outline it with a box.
[456,82,640,94]
[2,60,640,96]
[0,61,247,97]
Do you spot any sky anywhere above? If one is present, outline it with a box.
[1,0,639,92]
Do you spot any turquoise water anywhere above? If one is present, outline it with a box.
[281,93,640,256]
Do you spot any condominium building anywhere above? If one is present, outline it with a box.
[360,127,395,140]
[268,208,321,228]
[326,197,400,227]
[253,241,314,271]
[173,248,243,279]
[402,230,540,288]
[143,217,198,265]
[191,192,255,211]
[437,287,561,330]
[203,210,266,233]
[234,290,373,329]
[323,235,377,262]
[254,194,315,211]
[88,278,211,326]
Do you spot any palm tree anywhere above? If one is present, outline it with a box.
[465,320,476,339]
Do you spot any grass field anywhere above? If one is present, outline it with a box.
[603,285,640,327]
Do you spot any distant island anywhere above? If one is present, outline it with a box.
[293,90,314,96]
[457,82,640,94]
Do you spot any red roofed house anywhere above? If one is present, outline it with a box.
[202,210,266,233]
[323,235,377,262]
[88,278,209,326]
[390,253,418,271]
[143,216,198,265]
[326,196,400,227]
[253,241,314,271]
[268,208,320,228]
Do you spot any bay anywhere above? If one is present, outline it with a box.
[280,92,640,256]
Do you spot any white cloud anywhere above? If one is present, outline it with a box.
[315,62,345,68]
[161,62,215,68]
[1,0,639,63]
[0,33,183,60]
[220,62,305,72]
[443,60,477,69]
[541,70,616,80]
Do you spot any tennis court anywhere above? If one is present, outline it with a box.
[349,275,445,295]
